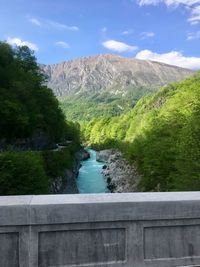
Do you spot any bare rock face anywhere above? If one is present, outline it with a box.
[41,54,193,97]
[76,147,90,161]
[96,149,116,162]
[100,149,141,193]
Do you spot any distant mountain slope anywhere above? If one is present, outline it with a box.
[41,54,193,97]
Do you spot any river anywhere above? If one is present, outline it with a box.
[77,149,109,193]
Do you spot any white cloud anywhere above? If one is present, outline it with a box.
[29,18,41,26]
[122,31,129,35]
[135,49,200,69]
[189,16,200,24]
[137,0,160,5]
[188,5,200,24]
[55,41,70,48]
[101,27,107,33]
[28,17,79,31]
[7,37,38,51]
[47,20,79,31]
[187,30,200,39]
[140,31,155,39]
[102,40,138,52]
[137,0,200,6]
[137,0,200,24]
[121,29,133,35]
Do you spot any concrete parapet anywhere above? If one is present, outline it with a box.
[1,192,200,266]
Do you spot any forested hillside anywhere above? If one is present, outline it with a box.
[0,42,80,195]
[59,87,152,121]
[82,72,200,191]
[0,42,69,145]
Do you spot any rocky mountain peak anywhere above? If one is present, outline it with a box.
[41,54,193,97]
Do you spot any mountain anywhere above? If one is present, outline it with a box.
[41,54,193,97]
[41,54,193,121]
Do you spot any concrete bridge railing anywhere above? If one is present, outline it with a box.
[1,192,200,267]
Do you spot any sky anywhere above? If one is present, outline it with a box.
[0,0,200,69]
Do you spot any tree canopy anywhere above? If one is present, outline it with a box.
[0,42,73,145]
[0,42,80,195]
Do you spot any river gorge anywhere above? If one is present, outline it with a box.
[76,148,140,194]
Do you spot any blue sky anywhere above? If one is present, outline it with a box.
[0,0,200,69]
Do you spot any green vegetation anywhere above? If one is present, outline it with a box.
[60,86,157,121]
[0,42,68,143]
[0,151,49,195]
[82,72,200,191]
[0,42,80,195]
[42,142,80,185]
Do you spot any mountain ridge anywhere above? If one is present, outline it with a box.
[41,53,192,70]
[41,54,193,97]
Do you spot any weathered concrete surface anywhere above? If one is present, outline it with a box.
[1,192,200,266]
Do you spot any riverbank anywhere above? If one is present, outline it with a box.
[60,147,90,194]
[97,149,141,193]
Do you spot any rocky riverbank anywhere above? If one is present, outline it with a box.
[52,147,90,194]
[96,149,141,193]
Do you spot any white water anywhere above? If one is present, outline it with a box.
[77,149,109,193]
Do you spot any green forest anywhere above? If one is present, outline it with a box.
[60,85,157,121]
[81,72,200,191]
[0,42,80,195]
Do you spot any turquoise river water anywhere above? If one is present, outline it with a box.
[77,149,109,193]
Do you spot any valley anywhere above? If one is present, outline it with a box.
[41,54,200,193]
[1,42,199,195]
